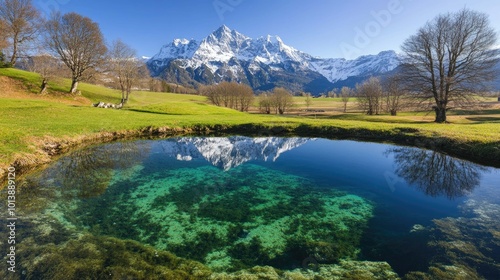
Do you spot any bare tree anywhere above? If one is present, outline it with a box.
[236,83,254,112]
[258,92,272,114]
[108,39,141,103]
[0,24,8,66]
[220,82,235,108]
[383,74,408,116]
[340,87,352,113]
[27,54,62,94]
[199,84,218,105]
[304,92,312,109]
[204,82,233,108]
[356,77,383,115]
[0,0,41,66]
[0,18,8,50]
[401,9,499,123]
[271,87,294,114]
[201,82,255,112]
[149,78,172,93]
[327,90,337,98]
[44,12,107,94]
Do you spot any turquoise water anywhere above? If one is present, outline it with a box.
[1,137,499,279]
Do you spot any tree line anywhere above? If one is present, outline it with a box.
[199,82,295,114]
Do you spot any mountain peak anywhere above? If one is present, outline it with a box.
[217,24,231,33]
[147,26,401,94]
[211,25,237,39]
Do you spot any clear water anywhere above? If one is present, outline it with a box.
[2,137,499,279]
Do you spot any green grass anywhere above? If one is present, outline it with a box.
[1,68,499,172]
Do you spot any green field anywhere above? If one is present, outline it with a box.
[1,68,499,180]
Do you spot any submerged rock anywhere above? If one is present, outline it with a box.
[410,224,426,233]
[403,199,500,279]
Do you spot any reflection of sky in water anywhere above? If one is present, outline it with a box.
[469,169,500,203]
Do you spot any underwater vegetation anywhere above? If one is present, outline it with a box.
[3,137,498,279]
[69,164,375,272]
[4,155,377,274]
[401,199,500,279]
[0,207,399,280]
[0,155,402,280]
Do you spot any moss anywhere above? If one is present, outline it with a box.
[197,193,252,223]
[168,231,227,262]
[228,237,272,271]
[15,234,212,280]
[154,183,202,212]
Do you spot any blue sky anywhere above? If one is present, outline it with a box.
[33,0,500,59]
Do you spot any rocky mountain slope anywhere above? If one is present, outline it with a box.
[147,25,400,94]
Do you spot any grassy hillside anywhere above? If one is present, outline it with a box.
[1,68,499,180]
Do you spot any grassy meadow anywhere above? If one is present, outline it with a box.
[1,68,499,180]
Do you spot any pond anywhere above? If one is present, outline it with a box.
[1,137,499,279]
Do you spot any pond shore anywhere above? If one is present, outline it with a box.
[2,122,499,187]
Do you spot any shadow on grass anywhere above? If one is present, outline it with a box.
[466,116,500,122]
[125,108,184,115]
[451,109,500,115]
[325,114,431,124]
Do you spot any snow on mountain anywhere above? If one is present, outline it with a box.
[157,136,312,171]
[150,38,199,60]
[147,25,400,93]
[309,50,401,83]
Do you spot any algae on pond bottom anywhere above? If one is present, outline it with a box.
[68,163,374,272]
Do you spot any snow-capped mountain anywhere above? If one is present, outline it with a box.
[157,136,312,170]
[147,25,400,94]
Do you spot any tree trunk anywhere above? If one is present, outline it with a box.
[10,34,18,66]
[125,89,131,103]
[434,106,447,123]
[40,78,48,94]
[390,110,397,116]
[70,79,79,94]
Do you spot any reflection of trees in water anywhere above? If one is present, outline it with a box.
[388,147,487,199]
[37,141,150,198]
